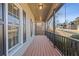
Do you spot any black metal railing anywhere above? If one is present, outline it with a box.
[45,31,79,56]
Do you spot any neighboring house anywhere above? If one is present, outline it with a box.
[58,23,67,29]
[67,22,77,30]
[74,17,79,30]
[67,17,79,30]
[57,23,63,29]
[63,23,67,29]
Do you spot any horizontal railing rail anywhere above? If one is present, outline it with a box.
[45,31,79,56]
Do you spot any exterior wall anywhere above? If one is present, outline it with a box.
[4,3,35,56]
[20,4,35,39]
[67,24,77,30]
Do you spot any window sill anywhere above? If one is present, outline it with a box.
[8,43,22,56]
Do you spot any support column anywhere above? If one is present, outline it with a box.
[53,10,56,47]
[35,19,37,35]
[5,3,8,56]
[45,21,48,35]
[19,8,23,44]
[46,21,48,31]
[44,21,46,35]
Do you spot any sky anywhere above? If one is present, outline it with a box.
[55,3,79,24]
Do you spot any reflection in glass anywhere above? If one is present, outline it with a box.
[8,25,19,49]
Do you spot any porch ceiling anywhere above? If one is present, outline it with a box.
[28,3,53,22]
[21,3,62,22]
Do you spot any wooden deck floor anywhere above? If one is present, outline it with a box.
[23,35,61,56]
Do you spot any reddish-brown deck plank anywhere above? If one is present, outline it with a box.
[23,35,62,56]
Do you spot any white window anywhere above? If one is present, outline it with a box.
[8,4,20,49]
